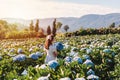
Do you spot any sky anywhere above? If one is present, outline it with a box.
[0,0,120,19]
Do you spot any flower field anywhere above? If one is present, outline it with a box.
[0,34,120,80]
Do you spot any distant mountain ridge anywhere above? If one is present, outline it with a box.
[1,13,120,32]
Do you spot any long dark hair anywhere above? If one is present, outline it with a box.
[44,34,54,49]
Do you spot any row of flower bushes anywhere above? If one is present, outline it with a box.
[0,34,120,80]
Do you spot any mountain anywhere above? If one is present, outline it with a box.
[1,13,120,32]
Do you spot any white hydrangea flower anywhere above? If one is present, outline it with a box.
[87,74,99,80]
[35,65,39,69]
[21,69,27,76]
[17,48,23,54]
[60,77,71,80]
[39,64,47,69]
[37,74,50,80]
[83,59,94,68]
[75,78,85,80]
[37,77,49,80]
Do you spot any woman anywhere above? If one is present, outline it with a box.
[44,34,58,64]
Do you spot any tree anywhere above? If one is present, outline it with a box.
[37,28,45,38]
[109,22,115,28]
[24,28,28,31]
[56,22,62,30]
[52,19,56,37]
[29,20,34,31]
[8,24,18,31]
[0,20,8,30]
[64,25,69,32]
[35,19,39,32]
[119,24,120,27]
[47,25,51,35]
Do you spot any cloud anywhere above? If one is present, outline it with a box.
[0,0,120,19]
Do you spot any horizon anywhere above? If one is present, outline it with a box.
[1,13,120,20]
[0,0,120,19]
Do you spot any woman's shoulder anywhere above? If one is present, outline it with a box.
[49,44,56,49]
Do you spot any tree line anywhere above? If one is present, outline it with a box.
[1,18,119,39]
[65,22,120,37]
[0,19,69,39]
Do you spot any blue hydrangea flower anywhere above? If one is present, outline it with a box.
[55,42,64,51]
[65,56,72,63]
[73,57,83,64]
[87,69,95,76]
[112,52,115,57]
[86,49,92,54]
[82,55,90,60]
[87,74,99,80]
[13,54,26,62]
[36,52,43,57]
[29,53,38,60]
[17,48,23,54]
[75,78,85,80]
[83,60,94,68]
[106,59,112,63]
[69,51,78,57]
[48,60,59,69]
[60,77,71,80]
[103,49,111,53]
[0,56,2,60]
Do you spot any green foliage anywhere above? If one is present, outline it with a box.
[56,22,62,30]
[29,20,34,31]
[64,25,69,32]
[65,27,120,37]
[0,19,46,39]
[109,22,115,28]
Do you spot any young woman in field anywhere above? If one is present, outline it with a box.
[44,34,58,64]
